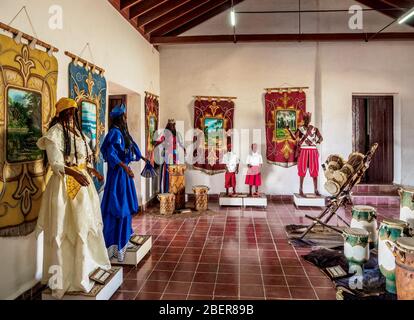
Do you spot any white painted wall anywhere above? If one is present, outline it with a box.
[159,41,414,195]
[0,0,159,299]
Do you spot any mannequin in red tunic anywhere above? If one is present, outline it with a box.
[286,112,323,196]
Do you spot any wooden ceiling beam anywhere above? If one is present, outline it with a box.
[137,0,194,28]
[120,0,141,10]
[144,0,210,35]
[129,0,168,20]
[150,0,230,36]
[167,0,245,36]
[151,32,414,44]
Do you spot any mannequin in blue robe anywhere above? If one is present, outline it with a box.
[100,104,147,262]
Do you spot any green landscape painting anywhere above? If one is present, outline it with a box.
[7,88,43,163]
[276,109,297,140]
[204,117,224,148]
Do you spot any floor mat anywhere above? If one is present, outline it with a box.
[302,247,397,300]
[286,224,345,249]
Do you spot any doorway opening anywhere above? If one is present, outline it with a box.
[352,95,394,184]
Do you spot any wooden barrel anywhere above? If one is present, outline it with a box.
[193,185,210,211]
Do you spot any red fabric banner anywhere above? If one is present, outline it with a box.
[265,90,307,167]
[193,99,235,175]
[145,93,159,159]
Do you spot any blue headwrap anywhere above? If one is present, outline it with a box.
[110,104,126,119]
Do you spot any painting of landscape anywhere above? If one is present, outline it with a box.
[204,117,224,148]
[81,100,97,150]
[7,87,43,163]
[276,109,297,140]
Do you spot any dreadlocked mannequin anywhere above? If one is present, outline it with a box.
[36,98,110,299]
[153,119,186,193]
[100,104,148,262]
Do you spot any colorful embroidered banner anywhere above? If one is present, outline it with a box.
[193,98,235,175]
[69,62,107,193]
[0,34,58,236]
[145,92,159,159]
[265,90,307,167]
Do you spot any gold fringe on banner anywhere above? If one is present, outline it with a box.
[65,51,105,75]
[145,91,159,100]
[194,95,237,102]
[0,21,58,53]
[265,86,309,93]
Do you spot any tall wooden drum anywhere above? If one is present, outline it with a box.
[157,193,175,215]
[168,164,187,210]
[193,185,210,211]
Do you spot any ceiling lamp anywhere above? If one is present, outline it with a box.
[398,6,414,24]
[230,8,236,26]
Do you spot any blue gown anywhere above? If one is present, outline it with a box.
[100,127,142,262]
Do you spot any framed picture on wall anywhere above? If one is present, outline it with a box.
[6,87,43,163]
[204,117,224,148]
[275,109,297,140]
[80,100,98,151]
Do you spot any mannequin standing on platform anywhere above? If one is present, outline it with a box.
[286,112,323,196]
[36,98,110,299]
[223,143,239,196]
[245,143,263,197]
[153,119,186,193]
[100,104,148,262]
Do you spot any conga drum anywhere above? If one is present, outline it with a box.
[343,228,370,271]
[332,163,355,187]
[398,186,414,233]
[324,154,344,179]
[350,205,378,244]
[168,164,187,210]
[193,185,210,211]
[378,218,408,294]
[347,152,365,171]
[388,237,414,300]
[157,193,175,215]
[324,179,341,196]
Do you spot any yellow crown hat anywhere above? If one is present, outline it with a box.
[55,97,78,115]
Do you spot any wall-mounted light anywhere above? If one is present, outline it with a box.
[398,7,414,24]
[230,9,236,27]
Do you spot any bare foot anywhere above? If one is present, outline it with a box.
[315,190,321,197]
[299,190,305,197]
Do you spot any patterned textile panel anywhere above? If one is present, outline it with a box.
[193,98,235,175]
[68,62,107,193]
[145,93,159,160]
[0,34,58,236]
[265,90,307,167]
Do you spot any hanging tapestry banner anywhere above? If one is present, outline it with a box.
[193,98,235,175]
[265,90,307,167]
[68,62,107,193]
[145,92,159,160]
[0,34,58,236]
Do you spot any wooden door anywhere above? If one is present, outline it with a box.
[108,95,127,127]
[352,96,394,184]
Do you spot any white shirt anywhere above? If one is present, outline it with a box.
[246,152,263,167]
[223,151,239,173]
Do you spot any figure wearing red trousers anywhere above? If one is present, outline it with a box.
[286,112,323,197]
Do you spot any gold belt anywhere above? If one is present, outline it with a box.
[66,163,88,200]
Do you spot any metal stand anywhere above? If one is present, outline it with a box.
[297,143,379,240]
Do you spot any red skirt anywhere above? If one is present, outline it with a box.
[245,173,262,187]
[225,172,237,189]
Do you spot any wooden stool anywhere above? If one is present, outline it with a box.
[193,185,209,211]
[157,193,175,215]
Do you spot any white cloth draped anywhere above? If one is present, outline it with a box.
[36,124,111,299]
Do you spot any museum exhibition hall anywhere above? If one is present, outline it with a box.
[1,0,414,302]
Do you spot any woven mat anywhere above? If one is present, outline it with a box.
[286,224,346,249]
[143,207,222,219]
[302,248,396,300]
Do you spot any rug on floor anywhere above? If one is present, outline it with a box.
[302,247,396,300]
[286,224,345,248]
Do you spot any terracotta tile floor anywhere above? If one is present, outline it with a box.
[111,201,400,301]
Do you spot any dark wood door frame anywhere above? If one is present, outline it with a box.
[352,95,394,184]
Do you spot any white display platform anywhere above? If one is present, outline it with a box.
[294,193,326,207]
[243,194,268,208]
[219,193,243,207]
[219,193,267,208]
[42,267,123,300]
[111,235,152,266]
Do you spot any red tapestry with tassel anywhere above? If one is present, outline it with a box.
[193,97,235,175]
[145,92,159,159]
[265,89,307,167]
